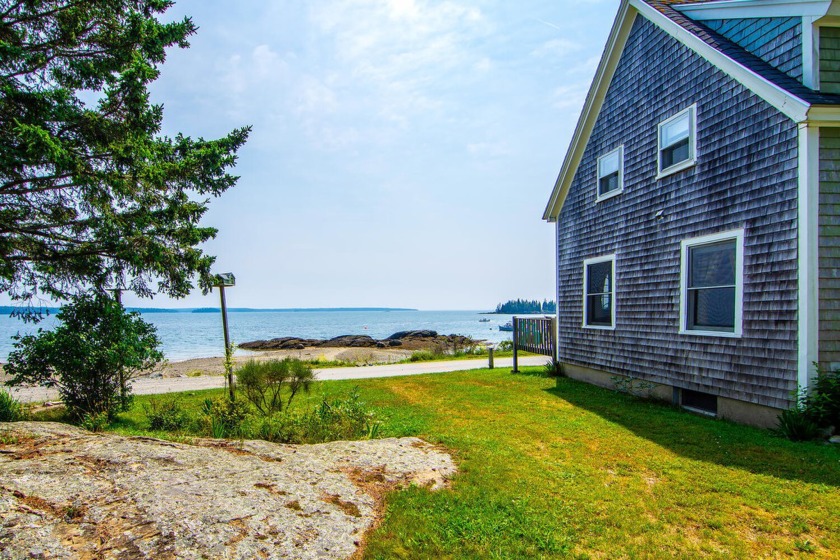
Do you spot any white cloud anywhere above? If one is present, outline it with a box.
[552,83,589,110]
[531,38,582,59]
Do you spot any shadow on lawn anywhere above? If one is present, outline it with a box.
[544,377,840,488]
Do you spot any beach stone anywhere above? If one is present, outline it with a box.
[387,330,438,340]
[321,335,378,348]
[0,422,456,559]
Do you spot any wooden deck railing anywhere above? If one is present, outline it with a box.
[512,316,557,372]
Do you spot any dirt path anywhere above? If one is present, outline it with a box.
[6,356,550,403]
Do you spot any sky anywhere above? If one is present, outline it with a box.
[14,0,620,311]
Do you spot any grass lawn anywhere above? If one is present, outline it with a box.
[36,366,840,558]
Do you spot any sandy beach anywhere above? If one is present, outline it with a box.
[151,346,415,378]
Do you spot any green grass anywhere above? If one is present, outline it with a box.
[30,367,840,558]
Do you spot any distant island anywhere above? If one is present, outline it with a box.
[0,306,416,315]
[190,307,417,313]
[492,299,556,314]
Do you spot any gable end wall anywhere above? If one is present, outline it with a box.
[555,16,799,409]
[703,17,803,81]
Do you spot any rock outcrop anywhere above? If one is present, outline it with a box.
[0,422,456,559]
[239,331,478,353]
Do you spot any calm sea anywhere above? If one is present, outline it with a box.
[0,310,534,362]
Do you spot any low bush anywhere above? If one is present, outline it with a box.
[236,359,314,416]
[144,397,189,431]
[0,389,23,422]
[776,406,822,442]
[777,365,840,441]
[244,388,380,444]
[200,397,249,439]
[80,411,109,432]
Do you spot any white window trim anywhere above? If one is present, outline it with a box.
[582,254,616,330]
[596,145,625,203]
[679,229,744,338]
[656,104,697,179]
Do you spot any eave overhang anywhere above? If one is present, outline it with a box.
[542,0,840,222]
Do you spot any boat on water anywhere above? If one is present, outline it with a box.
[479,318,490,322]
[499,321,513,332]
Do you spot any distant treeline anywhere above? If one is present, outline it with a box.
[494,299,556,314]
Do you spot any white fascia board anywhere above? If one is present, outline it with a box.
[543,0,637,222]
[543,0,812,222]
[677,0,835,19]
[807,105,840,125]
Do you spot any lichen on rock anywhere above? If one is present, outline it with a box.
[0,422,456,559]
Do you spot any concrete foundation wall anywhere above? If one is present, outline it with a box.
[561,362,783,429]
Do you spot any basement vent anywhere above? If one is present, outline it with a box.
[681,389,717,415]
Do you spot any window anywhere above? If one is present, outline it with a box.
[680,230,744,337]
[658,105,696,177]
[596,146,624,201]
[583,255,615,329]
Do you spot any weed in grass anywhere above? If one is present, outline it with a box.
[186,370,203,377]
[795,539,817,553]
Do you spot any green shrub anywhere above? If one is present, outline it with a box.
[236,358,314,416]
[200,397,249,439]
[778,365,840,441]
[80,411,109,432]
[776,406,822,442]
[0,389,23,422]
[496,340,514,352]
[244,388,380,444]
[144,397,189,431]
[4,294,162,420]
[291,388,380,444]
[807,365,840,428]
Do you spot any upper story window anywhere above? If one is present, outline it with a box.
[657,105,696,178]
[680,230,743,338]
[596,146,624,202]
[583,255,615,329]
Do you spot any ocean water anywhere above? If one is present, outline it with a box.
[0,310,535,362]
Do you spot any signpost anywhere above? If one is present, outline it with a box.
[214,273,236,400]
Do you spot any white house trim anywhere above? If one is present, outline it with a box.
[803,17,820,89]
[582,254,617,330]
[677,0,839,20]
[543,0,815,222]
[678,229,745,338]
[797,124,820,393]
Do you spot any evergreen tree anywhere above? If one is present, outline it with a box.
[0,1,250,311]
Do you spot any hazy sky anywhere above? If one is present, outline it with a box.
[15,0,619,311]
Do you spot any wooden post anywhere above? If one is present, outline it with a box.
[219,285,234,401]
[512,316,519,373]
[488,347,494,369]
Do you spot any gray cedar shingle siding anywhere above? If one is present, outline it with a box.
[556,16,799,409]
[702,17,803,81]
[820,27,840,94]
[819,128,840,366]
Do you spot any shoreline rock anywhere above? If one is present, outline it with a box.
[239,330,479,352]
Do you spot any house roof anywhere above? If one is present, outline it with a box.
[543,0,840,221]
[646,0,840,104]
